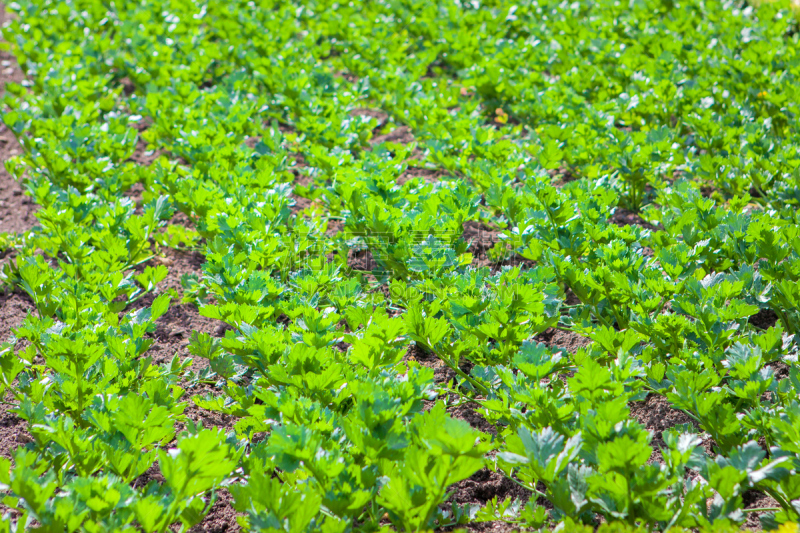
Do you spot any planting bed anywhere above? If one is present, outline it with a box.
[1,0,800,532]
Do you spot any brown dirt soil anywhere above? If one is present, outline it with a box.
[135,243,242,530]
[139,247,236,406]
[0,290,32,343]
[0,0,36,460]
[0,398,30,460]
[768,361,790,380]
[348,247,380,273]
[347,109,442,185]
[128,117,167,167]
[127,249,219,367]
[127,126,254,526]
[449,402,497,436]
[749,308,779,330]
[0,125,33,236]
[0,293,35,461]
[350,107,414,145]
[350,107,390,132]
[189,489,242,533]
[550,166,578,188]
[629,393,718,463]
[629,394,695,439]
[462,220,536,271]
[629,393,696,464]
[610,208,657,231]
[449,467,530,533]
[371,124,415,146]
[135,469,242,532]
[741,490,780,531]
[0,4,36,238]
[405,342,456,386]
[535,327,591,354]
[463,520,519,533]
[397,166,448,185]
[463,220,500,270]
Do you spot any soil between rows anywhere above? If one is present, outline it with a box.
[0,0,35,467]
[0,16,29,308]
[0,2,34,239]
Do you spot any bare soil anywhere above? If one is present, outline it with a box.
[535,327,591,354]
[462,220,537,271]
[0,3,36,238]
[189,489,241,533]
[609,207,658,231]
[450,468,530,533]
[749,308,779,330]
[0,126,32,236]
[0,0,35,463]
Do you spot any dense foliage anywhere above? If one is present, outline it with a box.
[1,0,800,531]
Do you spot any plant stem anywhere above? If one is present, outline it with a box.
[507,471,547,500]
[445,356,489,397]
